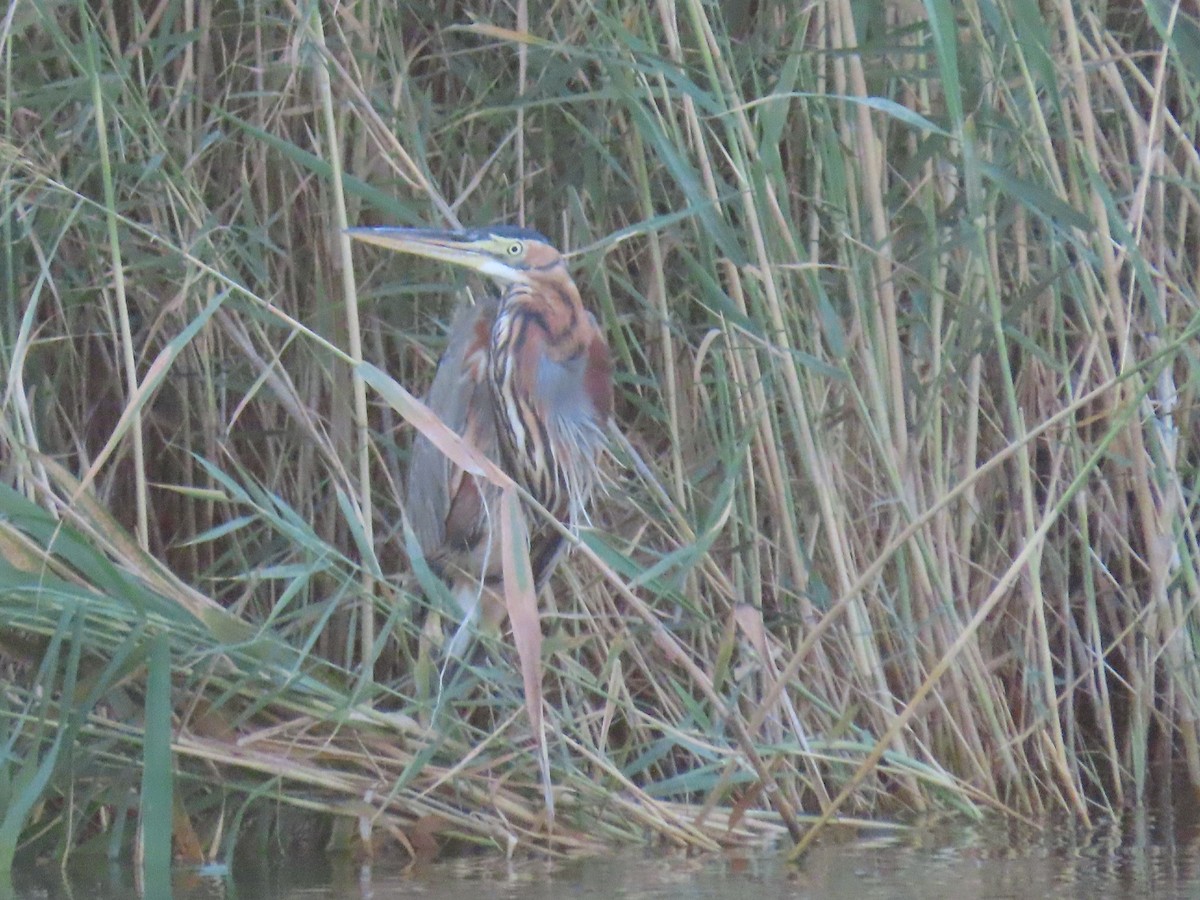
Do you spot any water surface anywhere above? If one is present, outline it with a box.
[10,808,1200,899]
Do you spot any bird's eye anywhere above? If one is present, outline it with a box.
[506,241,523,256]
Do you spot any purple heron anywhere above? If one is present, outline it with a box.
[348,225,614,641]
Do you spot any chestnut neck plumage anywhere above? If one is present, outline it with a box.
[488,263,609,526]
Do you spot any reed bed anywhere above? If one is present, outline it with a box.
[2,0,1198,875]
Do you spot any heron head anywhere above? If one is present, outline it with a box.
[346,224,562,285]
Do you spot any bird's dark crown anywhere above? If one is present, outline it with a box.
[470,224,551,244]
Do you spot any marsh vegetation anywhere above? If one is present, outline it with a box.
[2,0,1198,879]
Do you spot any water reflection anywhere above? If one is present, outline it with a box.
[10,808,1200,900]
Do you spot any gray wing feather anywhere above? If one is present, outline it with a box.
[405,300,498,558]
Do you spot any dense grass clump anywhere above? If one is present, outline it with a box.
[2,0,1199,874]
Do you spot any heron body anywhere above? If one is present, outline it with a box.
[348,226,613,635]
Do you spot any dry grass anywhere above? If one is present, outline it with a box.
[2,0,1199,877]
